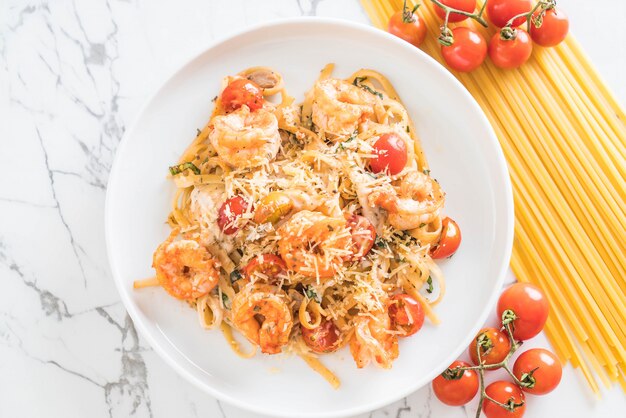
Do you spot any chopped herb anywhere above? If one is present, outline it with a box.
[423,169,431,175]
[211,96,218,102]
[426,276,433,293]
[406,126,410,133]
[375,237,388,249]
[230,269,243,283]
[169,162,201,175]
[253,305,261,312]
[221,293,231,309]
[304,286,320,302]
[196,128,201,136]
[352,76,383,99]
[419,223,426,228]
[327,225,334,232]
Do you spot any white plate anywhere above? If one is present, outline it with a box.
[105,18,513,418]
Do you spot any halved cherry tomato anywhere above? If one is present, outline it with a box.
[221,78,264,113]
[243,254,287,280]
[388,294,425,337]
[487,0,532,27]
[483,381,526,418]
[301,319,341,353]
[434,0,477,23]
[529,8,569,47]
[497,283,549,340]
[370,133,408,175]
[217,196,249,234]
[432,360,479,406]
[441,27,487,73]
[489,29,533,69]
[344,214,376,260]
[388,9,427,47]
[254,191,293,224]
[430,217,461,259]
[513,348,562,395]
[469,327,511,367]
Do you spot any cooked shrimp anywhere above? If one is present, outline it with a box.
[277,210,353,279]
[369,170,445,230]
[349,311,399,369]
[311,78,378,137]
[209,106,280,168]
[152,231,220,300]
[231,284,293,354]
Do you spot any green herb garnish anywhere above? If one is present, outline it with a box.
[426,276,433,293]
[221,293,231,309]
[169,162,201,176]
[352,76,383,99]
[230,269,243,283]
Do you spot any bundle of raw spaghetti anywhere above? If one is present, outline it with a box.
[361,0,626,394]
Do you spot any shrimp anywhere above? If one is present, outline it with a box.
[349,311,399,369]
[311,78,379,137]
[231,284,293,354]
[277,210,353,279]
[209,106,280,168]
[369,170,445,230]
[152,231,220,300]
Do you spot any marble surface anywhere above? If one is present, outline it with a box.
[1,1,625,417]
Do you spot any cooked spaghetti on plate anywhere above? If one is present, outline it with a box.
[134,64,459,388]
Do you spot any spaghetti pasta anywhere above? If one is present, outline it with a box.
[360,0,626,392]
[136,65,453,386]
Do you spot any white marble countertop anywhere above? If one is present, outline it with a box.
[2,1,625,417]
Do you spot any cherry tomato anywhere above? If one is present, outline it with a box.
[243,254,287,280]
[345,214,376,260]
[529,8,569,47]
[388,9,427,47]
[217,196,249,234]
[513,348,562,395]
[469,327,511,367]
[483,381,526,418]
[388,294,425,337]
[489,30,533,69]
[497,283,549,340]
[487,0,532,28]
[221,78,264,113]
[441,27,487,73]
[430,217,462,259]
[370,133,408,175]
[434,0,476,23]
[432,360,479,406]
[301,319,341,353]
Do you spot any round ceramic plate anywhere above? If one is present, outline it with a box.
[106,18,513,418]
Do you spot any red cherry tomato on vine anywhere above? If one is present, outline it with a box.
[513,348,562,395]
[483,381,526,418]
[487,0,532,27]
[469,327,511,367]
[529,8,569,47]
[243,254,286,280]
[370,133,408,175]
[441,27,487,73]
[388,294,425,336]
[388,10,427,47]
[345,214,376,260]
[430,217,462,259]
[488,29,533,69]
[497,283,549,340]
[217,196,249,234]
[301,319,341,353]
[432,360,479,406]
[221,78,264,113]
[434,0,476,23]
